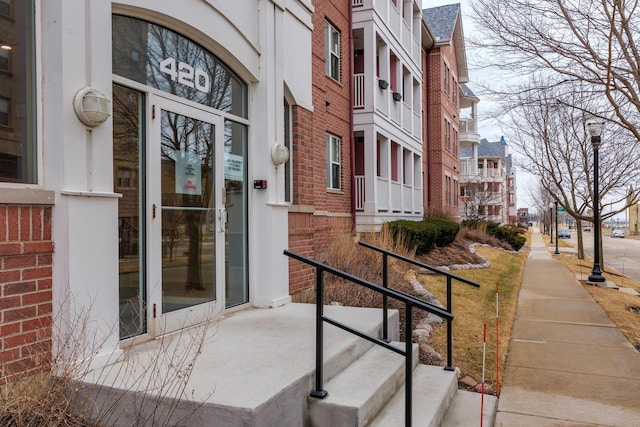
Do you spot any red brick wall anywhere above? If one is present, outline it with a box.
[288,0,353,294]
[0,205,53,384]
[425,44,461,219]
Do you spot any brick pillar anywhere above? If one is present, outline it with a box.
[0,205,53,384]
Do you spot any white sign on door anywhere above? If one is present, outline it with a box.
[175,150,202,195]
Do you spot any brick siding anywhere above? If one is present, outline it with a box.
[288,0,354,295]
[0,205,53,385]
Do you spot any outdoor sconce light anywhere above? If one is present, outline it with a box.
[271,143,290,166]
[378,79,389,90]
[73,87,111,127]
[392,91,402,102]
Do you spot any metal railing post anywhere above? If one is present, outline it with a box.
[310,267,328,399]
[405,302,412,427]
[445,276,454,371]
[382,253,389,341]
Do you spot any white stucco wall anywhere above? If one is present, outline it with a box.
[40,0,313,366]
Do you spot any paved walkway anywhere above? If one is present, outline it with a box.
[494,229,640,426]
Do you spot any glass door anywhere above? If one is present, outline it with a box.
[149,95,224,335]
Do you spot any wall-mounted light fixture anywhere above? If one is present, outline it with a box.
[392,91,402,102]
[271,143,290,166]
[73,87,111,127]
[0,44,11,51]
[378,79,389,90]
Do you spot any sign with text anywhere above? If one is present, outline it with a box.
[225,153,243,181]
[175,150,202,195]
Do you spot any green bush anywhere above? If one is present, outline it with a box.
[462,220,526,251]
[386,218,459,255]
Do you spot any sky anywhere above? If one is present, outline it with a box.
[421,0,537,207]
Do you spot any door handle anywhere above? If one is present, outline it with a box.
[218,208,227,233]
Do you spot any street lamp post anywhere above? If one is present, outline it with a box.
[587,120,606,284]
[554,200,560,255]
[549,202,554,244]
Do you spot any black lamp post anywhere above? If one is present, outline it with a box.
[554,200,560,255]
[549,202,554,244]
[587,120,606,284]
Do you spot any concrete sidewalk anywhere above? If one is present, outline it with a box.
[494,229,640,426]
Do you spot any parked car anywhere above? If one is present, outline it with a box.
[611,229,625,238]
[558,228,571,238]
[583,225,591,231]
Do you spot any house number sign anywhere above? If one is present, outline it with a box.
[159,57,211,94]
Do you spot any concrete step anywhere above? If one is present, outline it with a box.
[309,342,418,427]
[367,364,458,427]
[442,389,498,427]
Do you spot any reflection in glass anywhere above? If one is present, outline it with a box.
[161,110,215,313]
[113,84,146,339]
[224,121,248,308]
[0,0,37,183]
[112,15,247,118]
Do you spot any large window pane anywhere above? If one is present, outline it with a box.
[224,120,248,308]
[112,15,247,118]
[113,84,146,339]
[0,0,37,183]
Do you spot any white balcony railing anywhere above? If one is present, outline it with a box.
[483,168,503,178]
[377,177,389,209]
[413,110,421,138]
[353,73,365,109]
[402,101,412,132]
[391,181,402,211]
[459,117,477,134]
[403,184,412,212]
[460,159,478,175]
[352,0,364,6]
[355,175,365,211]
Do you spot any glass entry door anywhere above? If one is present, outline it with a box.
[150,95,224,335]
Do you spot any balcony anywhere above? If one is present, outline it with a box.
[460,158,478,176]
[460,117,480,145]
[354,73,365,109]
[355,175,365,211]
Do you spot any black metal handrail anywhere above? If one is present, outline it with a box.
[358,241,480,371]
[284,249,453,427]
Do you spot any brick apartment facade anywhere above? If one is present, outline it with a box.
[288,0,353,295]
[423,5,467,221]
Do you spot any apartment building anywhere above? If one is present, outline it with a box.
[0,0,314,380]
[351,0,428,231]
[287,0,353,292]
[422,4,468,221]
[0,0,479,388]
[460,136,514,224]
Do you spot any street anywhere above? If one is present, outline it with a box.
[563,229,640,281]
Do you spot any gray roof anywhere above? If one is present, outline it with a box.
[478,136,508,158]
[422,4,461,43]
[460,83,477,98]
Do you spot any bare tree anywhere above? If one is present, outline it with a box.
[502,84,640,263]
[461,181,502,222]
[470,0,640,142]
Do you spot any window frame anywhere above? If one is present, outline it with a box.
[0,0,40,186]
[0,0,12,18]
[326,133,341,190]
[324,20,341,82]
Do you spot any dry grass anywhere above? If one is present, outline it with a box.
[1,301,214,426]
[293,226,531,395]
[417,244,528,394]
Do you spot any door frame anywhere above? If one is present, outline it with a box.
[147,93,226,337]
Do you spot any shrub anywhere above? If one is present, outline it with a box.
[462,220,526,251]
[386,218,459,255]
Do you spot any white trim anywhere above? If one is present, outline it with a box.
[60,190,122,198]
